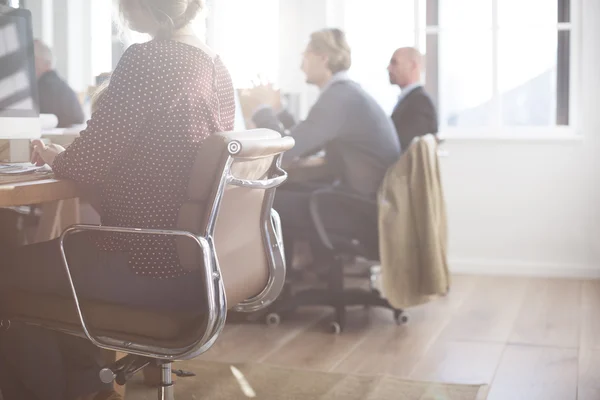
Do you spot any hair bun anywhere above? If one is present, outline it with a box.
[175,0,203,29]
[136,0,205,39]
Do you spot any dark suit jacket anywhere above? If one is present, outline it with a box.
[38,70,85,128]
[391,86,438,152]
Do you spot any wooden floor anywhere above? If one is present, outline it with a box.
[189,275,600,400]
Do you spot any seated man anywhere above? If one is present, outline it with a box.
[34,40,85,128]
[388,47,438,152]
[244,28,400,262]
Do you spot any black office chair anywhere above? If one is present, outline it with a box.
[264,186,407,334]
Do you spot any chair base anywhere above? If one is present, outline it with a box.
[261,257,407,333]
[101,356,175,400]
[158,363,175,400]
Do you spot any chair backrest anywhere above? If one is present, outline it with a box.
[176,129,294,308]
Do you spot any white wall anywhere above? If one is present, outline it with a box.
[279,0,600,278]
[278,0,328,117]
[442,139,596,277]
[442,0,600,278]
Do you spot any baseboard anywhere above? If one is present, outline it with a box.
[450,258,600,279]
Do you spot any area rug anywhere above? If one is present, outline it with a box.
[125,360,488,400]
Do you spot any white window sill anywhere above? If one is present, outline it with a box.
[437,127,583,142]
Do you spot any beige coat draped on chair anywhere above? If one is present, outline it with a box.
[377,134,450,309]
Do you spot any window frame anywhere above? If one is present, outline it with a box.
[341,0,582,139]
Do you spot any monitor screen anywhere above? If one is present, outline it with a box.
[0,6,38,119]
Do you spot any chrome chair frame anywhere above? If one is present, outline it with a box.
[3,136,290,400]
[57,147,288,361]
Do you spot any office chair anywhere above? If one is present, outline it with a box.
[0,129,294,400]
[264,187,407,334]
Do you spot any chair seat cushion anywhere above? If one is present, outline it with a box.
[0,290,207,348]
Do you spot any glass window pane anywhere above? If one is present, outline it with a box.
[438,30,494,127]
[425,0,492,29]
[210,0,279,88]
[498,0,563,27]
[91,1,113,77]
[345,0,415,29]
[498,29,566,126]
[344,0,415,114]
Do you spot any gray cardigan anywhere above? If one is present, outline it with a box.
[253,79,400,197]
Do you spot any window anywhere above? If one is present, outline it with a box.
[205,0,279,89]
[341,0,576,133]
[344,0,416,114]
[90,1,112,78]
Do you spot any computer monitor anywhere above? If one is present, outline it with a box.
[0,6,41,141]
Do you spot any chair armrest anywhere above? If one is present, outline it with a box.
[227,163,288,189]
[232,209,286,313]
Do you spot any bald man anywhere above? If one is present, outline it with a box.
[387,47,438,152]
[34,40,85,128]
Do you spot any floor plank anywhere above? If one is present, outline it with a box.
[332,275,478,377]
[119,274,590,400]
[509,279,581,348]
[201,308,327,363]
[578,281,600,399]
[439,276,529,343]
[487,345,578,400]
[323,311,442,377]
[580,280,600,350]
[409,340,505,385]
[578,348,600,400]
[260,311,374,371]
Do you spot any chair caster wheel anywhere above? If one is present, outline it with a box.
[265,313,281,327]
[394,311,408,325]
[0,320,10,331]
[329,321,342,334]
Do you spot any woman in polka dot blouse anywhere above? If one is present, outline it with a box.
[0,1,235,399]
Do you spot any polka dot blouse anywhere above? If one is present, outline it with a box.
[52,40,235,278]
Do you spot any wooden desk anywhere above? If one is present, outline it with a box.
[0,178,79,207]
[0,177,80,242]
[0,176,126,395]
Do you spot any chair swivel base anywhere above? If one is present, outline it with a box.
[262,255,408,334]
[100,355,176,400]
[265,286,407,333]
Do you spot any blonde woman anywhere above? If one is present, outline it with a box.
[0,1,235,399]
